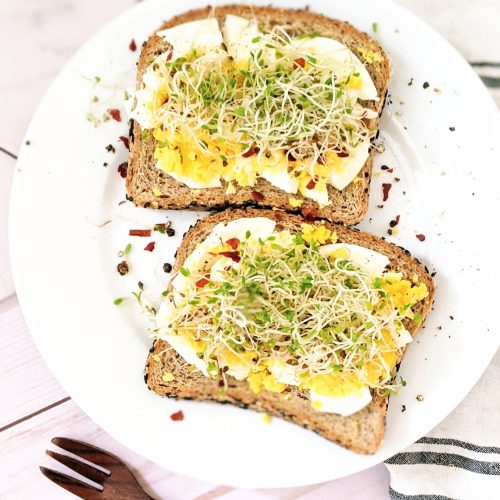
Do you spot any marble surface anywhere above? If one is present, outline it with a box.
[0,0,498,498]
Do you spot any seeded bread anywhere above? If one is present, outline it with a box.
[145,209,435,454]
[126,5,391,225]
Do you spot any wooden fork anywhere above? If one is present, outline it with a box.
[40,437,154,499]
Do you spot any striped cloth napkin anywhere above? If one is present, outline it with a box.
[385,349,500,500]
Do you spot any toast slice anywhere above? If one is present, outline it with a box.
[145,209,435,454]
[127,5,391,225]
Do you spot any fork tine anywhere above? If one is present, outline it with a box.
[46,450,110,485]
[40,466,102,498]
[52,437,122,470]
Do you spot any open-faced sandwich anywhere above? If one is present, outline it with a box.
[126,6,390,224]
[145,209,435,453]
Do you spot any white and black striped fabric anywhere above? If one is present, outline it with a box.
[385,349,500,500]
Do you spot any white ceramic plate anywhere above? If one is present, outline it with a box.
[9,0,500,488]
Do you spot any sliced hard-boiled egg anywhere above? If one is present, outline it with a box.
[326,139,371,191]
[291,37,378,100]
[396,328,413,348]
[310,385,372,416]
[260,154,299,193]
[171,217,276,299]
[222,14,262,61]
[319,243,390,276]
[163,333,208,375]
[157,18,223,59]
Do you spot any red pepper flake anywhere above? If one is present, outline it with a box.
[251,191,265,202]
[293,57,306,69]
[129,39,137,51]
[387,168,394,173]
[166,51,173,62]
[224,265,232,271]
[336,151,349,158]
[144,241,156,252]
[129,229,152,237]
[382,183,392,202]
[301,204,319,220]
[218,251,241,263]
[195,274,210,288]
[395,214,401,224]
[119,136,130,150]
[117,162,128,178]
[242,145,259,158]
[306,179,316,190]
[107,108,122,122]
[226,238,240,250]
[416,234,426,242]
[170,410,184,421]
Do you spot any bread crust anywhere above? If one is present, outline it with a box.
[126,5,391,224]
[145,208,435,454]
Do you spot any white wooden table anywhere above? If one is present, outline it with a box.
[1,1,499,498]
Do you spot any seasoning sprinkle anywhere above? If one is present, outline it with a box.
[170,410,184,421]
[117,260,129,276]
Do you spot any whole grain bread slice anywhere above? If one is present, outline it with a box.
[145,208,435,454]
[127,5,391,225]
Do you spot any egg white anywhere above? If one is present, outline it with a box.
[157,18,222,59]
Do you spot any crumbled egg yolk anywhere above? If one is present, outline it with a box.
[162,372,175,382]
[303,372,365,397]
[289,197,304,208]
[153,127,338,194]
[349,74,363,90]
[382,275,428,308]
[248,371,287,394]
[262,413,272,424]
[301,222,337,245]
[357,47,385,64]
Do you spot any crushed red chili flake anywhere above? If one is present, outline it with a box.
[144,241,156,252]
[301,204,319,220]
[242,145,259,158]
[387,168,394,173]
[107,108,122,122]
[251,191,265,202]
[382,183,392,202]
[306,179,316,190]
[166,51,173,61]
[170,410,184,421]
[129,229,152,237]
[395,214,401,224]
[294,57,306,68]
[129,39,137,51]
[195,274,210,288]
[336,151,349,158]
[416,234,426,242]
[226,238,240,250]
[119,136,130,150]
[117,162,128,178]
[218,251,241,263]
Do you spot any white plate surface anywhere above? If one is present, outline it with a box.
[9,0,500,488]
